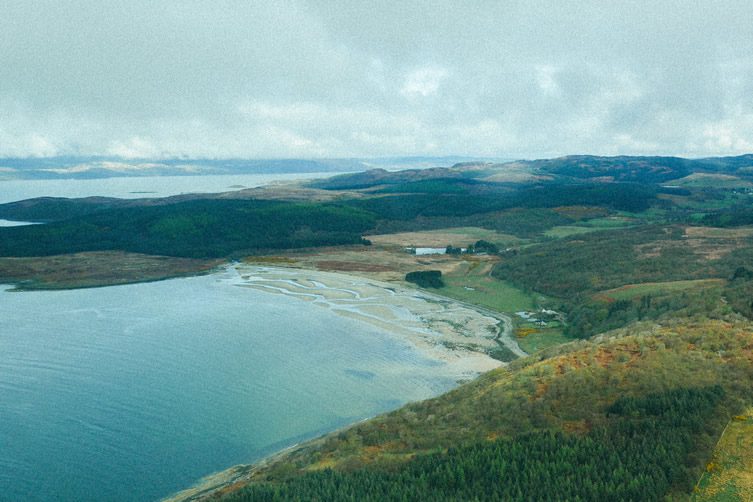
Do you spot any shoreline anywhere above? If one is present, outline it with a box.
[164,264,522,501]
[230,264,516,377]
[0,251,222,292]
[2,260,523,501]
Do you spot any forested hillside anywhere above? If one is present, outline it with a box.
[0,179,657,256]
[215,320,753,501]
[3,153,751,260]
[0,200,374,258]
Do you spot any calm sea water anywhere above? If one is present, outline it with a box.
[0,270,454,501]
[0,173,332,204]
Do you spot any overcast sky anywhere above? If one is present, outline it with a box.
[1,1,752,159]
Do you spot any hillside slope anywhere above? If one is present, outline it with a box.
[198,318,753,501]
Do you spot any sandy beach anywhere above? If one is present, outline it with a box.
[164,265,523,502]
[230,264,522,379]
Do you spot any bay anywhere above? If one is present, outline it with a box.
[0,270,455,501]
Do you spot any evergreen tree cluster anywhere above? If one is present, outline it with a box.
[405,270,444,288]
[0,199,375,258]
[228,387,724,501]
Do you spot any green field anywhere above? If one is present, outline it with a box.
[617,207,670,222]
[597,279,725,301]
[675,173,753,188]
[441,263,535,313]
[515,328,571,354]
[583,216,637,227]
[544,215,637,238]
[671,191,750,211]
[418,227,522,247]
[543,225,607,238]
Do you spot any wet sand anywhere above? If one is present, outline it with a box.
[231,265,515,378]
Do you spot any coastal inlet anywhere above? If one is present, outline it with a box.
[0,266,516,502]
[234,265,523,379]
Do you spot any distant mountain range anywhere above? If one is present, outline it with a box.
[520,154,753,183]
[309,153,753,189]
[2,153,751,187]
[0,156,503,180]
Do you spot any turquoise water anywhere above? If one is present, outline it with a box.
[0,271,454,501]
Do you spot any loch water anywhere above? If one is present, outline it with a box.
[0,270,455,501]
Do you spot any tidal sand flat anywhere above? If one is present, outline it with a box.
[0,268,502,502]
[234,265,515,378]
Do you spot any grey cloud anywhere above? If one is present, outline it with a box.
[1,0,752,158]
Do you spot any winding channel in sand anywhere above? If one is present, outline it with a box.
[231,264,523,380]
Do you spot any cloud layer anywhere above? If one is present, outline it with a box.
[1,0,752,158]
